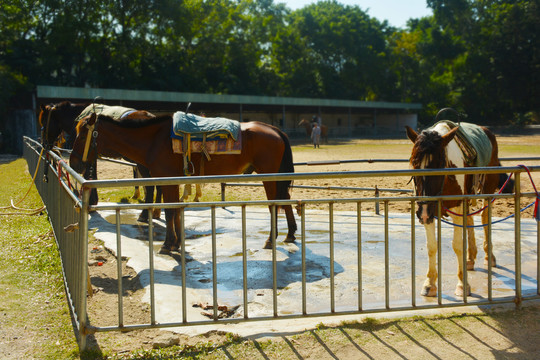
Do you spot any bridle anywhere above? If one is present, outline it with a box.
[413,174,447,207]
[71,115,99,178]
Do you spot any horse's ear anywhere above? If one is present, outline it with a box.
[441,126,459,147]
[405,126,418,143]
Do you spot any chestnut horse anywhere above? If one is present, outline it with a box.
[298,118,328,143]
[39,101,163,221]
[406,120,513,297]
[69,113,297,254]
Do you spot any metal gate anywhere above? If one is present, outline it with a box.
[23,137,540,351]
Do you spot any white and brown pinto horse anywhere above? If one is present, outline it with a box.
[406,121,513,297]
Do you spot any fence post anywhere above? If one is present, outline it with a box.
[78,186,91,351]
[375,186,380,215]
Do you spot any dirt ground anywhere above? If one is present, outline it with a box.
[85,135,540,355]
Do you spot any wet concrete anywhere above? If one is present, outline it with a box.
[88,204,538,336]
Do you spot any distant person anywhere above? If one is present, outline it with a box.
[311,122,321,148]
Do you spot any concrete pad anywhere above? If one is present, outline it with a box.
[89,204,538,337]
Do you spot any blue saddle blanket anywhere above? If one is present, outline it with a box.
[172,112,240,141]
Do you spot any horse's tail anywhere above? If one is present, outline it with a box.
[498,172,515,194]
[275,127,294,200]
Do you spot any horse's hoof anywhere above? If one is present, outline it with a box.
[284,235,296,244]
[455,284,471,297]
[484,256,497,267]
[421,285,437,297]
[158,246,171,255]
[263,240,273,249]
[171,246,180,252]
[137,216,149,223]
[467,260,475,271]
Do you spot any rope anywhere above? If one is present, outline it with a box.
[436,202,535,228]
[435,164,539,227]
[57,159,72,191]
[443,171,514,217]
[0,147,47,216]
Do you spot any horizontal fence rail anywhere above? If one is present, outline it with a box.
[23,137,540,351]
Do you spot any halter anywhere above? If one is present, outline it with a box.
[70,114,99,171]
[413,174,447,206]
[81,119,97,163]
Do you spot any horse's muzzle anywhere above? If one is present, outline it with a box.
[416,202,435,225]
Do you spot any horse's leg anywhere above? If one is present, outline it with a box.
[481,208,496,267]
[261,181,297,249]
[193,184,202,202]
[152,186,162,220]
[132,167,141,199]
[138,184,154,223]
[283,204,297,243]
[466,216,477,270]
[158,185,179,255]
[180,184,191,202]
[263,204,278,250]
[450,213,471,297]
[421,222,438,297]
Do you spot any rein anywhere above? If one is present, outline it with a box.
[435,165,538,223]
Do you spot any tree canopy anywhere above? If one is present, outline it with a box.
[1,0,538,126]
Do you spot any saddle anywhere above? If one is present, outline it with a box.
[75,104,137,123]
[436,120,492,167]
[171,112,241,175]
[436,120,493,194]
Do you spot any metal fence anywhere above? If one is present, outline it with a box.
[23,137,540,351]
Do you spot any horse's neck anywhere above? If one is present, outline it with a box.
[65,105,88,131]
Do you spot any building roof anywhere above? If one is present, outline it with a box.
[36,85,422,113]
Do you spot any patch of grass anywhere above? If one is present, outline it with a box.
[0,158,80,358]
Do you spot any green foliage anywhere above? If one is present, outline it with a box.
[1,0,538,126]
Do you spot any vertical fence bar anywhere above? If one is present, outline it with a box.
[411,200,416,307]
[514,173,522,306]
[78,187,90,351]
[212,206,218,320]
[357,202,362,311]
[384,201,390,309]
[301,204,307,315]
[116,210,124,328]
[487,197,493,302]
[271,205,278,317]
[242,205,248,319]
[437,200,442,305]
[180,207,187,323]
[462,199,468,304]
[329,203,335,313]
[148,208,156,325]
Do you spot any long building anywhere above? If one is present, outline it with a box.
[36,85,421,138]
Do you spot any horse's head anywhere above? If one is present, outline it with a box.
[406,125,459,224]
[39,104,63,148]
[69,113,98,174]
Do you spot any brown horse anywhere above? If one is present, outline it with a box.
[406,119,513,297]
[39,101,162,220]
[69,113,297,254]
[298,118,328,143]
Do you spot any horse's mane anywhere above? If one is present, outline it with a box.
[410,130,446,169]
